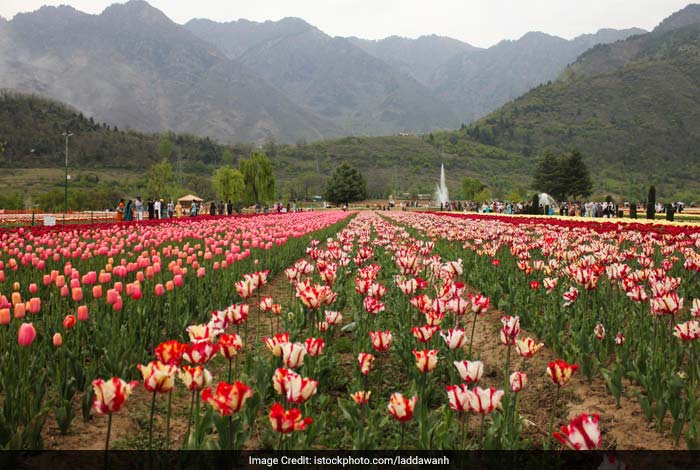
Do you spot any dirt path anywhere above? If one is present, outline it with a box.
[41,254,310,450]
[461,284,679,450]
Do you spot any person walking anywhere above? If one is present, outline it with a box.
[147,199,154,220]
[124,199,133,221]
[175,201,183,218]
[227,200,233,215]
[190,201,198,217]
[218,200,224,215]
[135,197,144,221]
[154,199,161,220]
[116,199,125,221]
[167,199,174,218]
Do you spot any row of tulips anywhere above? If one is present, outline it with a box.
[385,210,700,448]
[0,211,352,449]
[2,209,609,449]
[25,210,601,450]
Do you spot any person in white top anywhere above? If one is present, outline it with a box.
[154,199,161,219]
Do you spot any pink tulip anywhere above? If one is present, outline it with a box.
[53,333,63,347]
[77,305,89,322]
[18,323,36,347]
[92,285,103,299]
[28,298,41,314]
[14,302,26,319]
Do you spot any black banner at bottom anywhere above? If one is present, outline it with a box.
[3,450,700,470]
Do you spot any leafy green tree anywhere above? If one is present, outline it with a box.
[213,166,245,202]
[532,151,567,200]
[240,151,275,205]
[563,149,592,200]
[146,159,174,199]
[221,149,235,166]
[324,162,368,205]
[532,149,592,201]
[157,137,174,161]
[461,177,486,200]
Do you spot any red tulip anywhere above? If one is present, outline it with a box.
[269,402,313,433]
[281,342,306,368]
[369,330,393,352]
[351,390,371,405]
[467,386,504,414]
[553,413,601,450]
[453,360,484,383]
[202,381,253,416]
[411,325,439,342]
[179,365,213,391]
[412,349,438,373]
[387,393,417,422]
[137,361,177,393]
[515,337,544,358]
[77,305,89,322]
[547,359,579,387]
[358,352,375,375]
[510,371,528,393]
[285,375,318,404]
[92,377,138,414]
[63,314,77,330]
[155,340,186,366]
[304,337,325,357]
[674,320,700,341]
[219,333,244,359]
[446,384,471,413]
[183,341,219,365]
[263,332,290,357]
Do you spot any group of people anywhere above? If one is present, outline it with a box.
[115,197,178,222]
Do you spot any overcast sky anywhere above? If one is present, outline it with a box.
[0,0,692,48]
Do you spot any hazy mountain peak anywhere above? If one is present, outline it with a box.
[101,0,171,25]
[654,4,700,33]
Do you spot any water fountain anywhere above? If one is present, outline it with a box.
[434,163,449,207]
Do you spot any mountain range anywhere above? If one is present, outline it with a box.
[0,0,645,143]
[433,3,700,200]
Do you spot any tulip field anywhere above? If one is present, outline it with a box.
[1,210,700,451]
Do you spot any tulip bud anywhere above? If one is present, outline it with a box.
[77,305,89,322]
[18,323,37,347]
[28,298,41,314]
[13,303,26,319]
[53,333,63,347]
[0,308,11,325]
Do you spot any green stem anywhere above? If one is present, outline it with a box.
[105,412,113,451]
[546,386,561,449]
[228,358,233,383]
[277,431,284,451]
[468,314,478,359]
[229,414,234,450]
[480,413,486,447]
[148,391,157,450]
[504,345,511,390]
[186,389,195,444]
[165,391,173,449]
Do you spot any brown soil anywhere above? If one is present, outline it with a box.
[461,287,680,450]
